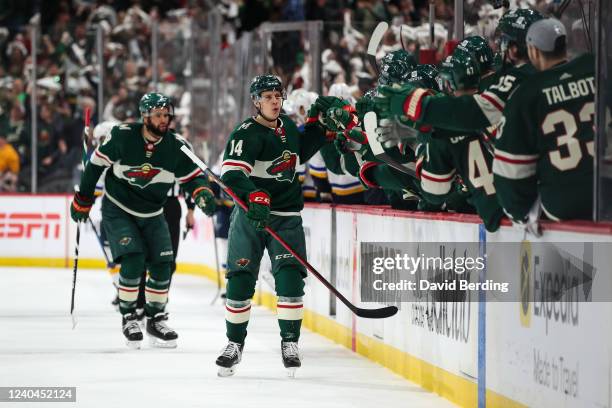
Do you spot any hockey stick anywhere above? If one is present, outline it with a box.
[364,112,417,177]
[209,220,222,305]
[180,146,398,319]
[367,22,388,74]
[87,217,114,267]
[71,107,92,329]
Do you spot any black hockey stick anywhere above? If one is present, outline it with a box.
[71,107,92,329]
[70,223,81,329]
[210,220,222,305]
[180,146,398,319]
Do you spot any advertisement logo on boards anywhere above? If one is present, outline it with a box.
[519,242,595,333]
[0,212,61,239]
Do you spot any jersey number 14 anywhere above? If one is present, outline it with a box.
[230,139,244,156]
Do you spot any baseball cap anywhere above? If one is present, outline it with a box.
[526,18,567,52]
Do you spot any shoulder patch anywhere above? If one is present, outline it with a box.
[236,120,255,132]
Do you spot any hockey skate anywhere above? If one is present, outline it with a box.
[122,313,143,349]
[135,308,145,331]
[146,313,178,348]
[216,341,243,377]
[281,341,301,378]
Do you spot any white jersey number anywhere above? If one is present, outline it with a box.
[230,139,244,156]
[489,75,516,93]
[468,139,495,195]
[543,102,594,171]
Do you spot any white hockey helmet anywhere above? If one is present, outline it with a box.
[328,83,355,104]
[286,88,318,125]
[92,121,118,146]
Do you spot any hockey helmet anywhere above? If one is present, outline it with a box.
[328,83,355,104]
[286,88,318,123]
[405,64,443,92]
[456,35,495,73]
[139,92,174,118]
[249,74,285,99]
[440,49,481,92]
[92,121,118,147]
[496,8,543,55]
[378,49,418,86]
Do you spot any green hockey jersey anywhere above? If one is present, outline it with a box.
[79,123,209,217]
[493,53,595,221]
[221,114,326,213]
[420,132,504,232]
[420,63,536,133]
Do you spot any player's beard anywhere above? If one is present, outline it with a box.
[145,119,169,138]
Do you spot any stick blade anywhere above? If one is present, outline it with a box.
[364,111,417,177]
[354,305,398,319]
[367,22,389,56]
[364,111,383,155]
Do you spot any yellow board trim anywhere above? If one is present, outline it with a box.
[0,258,524,408]
[331,185,366,196]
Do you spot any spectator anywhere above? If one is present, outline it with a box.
[0,133,20,192]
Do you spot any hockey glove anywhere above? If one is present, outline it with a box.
[193,186,216,216]
[307,96,346,127]
[246,189,271,231]
[334,129,374,161]
[326,106,359,132]
[374,83,434,122]
[355,95,376,120]
[70,193,94,222]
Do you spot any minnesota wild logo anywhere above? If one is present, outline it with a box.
[123,163,162,188]
[267,150,297,182]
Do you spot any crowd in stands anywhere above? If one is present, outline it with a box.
[0,0,595,227]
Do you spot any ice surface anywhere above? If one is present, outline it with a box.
[0,267,456,408]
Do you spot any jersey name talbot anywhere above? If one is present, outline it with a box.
[542,77,595,105]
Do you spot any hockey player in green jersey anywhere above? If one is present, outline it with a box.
[420,51,504,232]
[215,75,331,377]
[374,8,542,135]
[70,92,216,349]
[493,18,595,223]
[454,35,497,91]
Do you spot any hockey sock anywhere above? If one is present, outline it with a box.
[225,299,251,343]
[277,296,303,341]
[145,262,172,317]
[136,270,147,309]
[118,253,146,314]
[225,272,256,343]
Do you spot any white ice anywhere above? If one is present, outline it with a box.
[0,267,456,408]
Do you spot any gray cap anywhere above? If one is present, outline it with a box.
[526,18,567,52]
